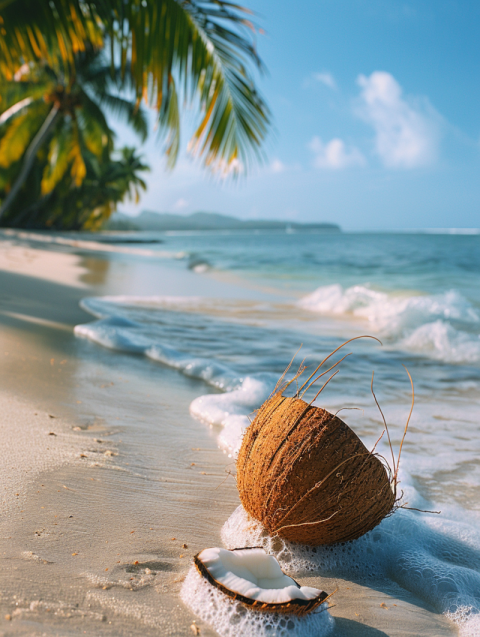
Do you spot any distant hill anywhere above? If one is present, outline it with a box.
[106,210,341,232]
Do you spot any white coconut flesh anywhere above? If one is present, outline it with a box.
[197,547,322,604]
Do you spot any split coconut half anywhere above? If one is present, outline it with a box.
[194,547,330,615]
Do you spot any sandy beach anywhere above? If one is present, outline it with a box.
[0,235,464,636]
[0,239,240,635]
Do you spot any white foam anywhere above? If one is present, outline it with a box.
[147,349,275,455]
[75,299,277,455]
[298,285,478,331]
[193,263,210,273]
[180,567,334,637]
[74,294,480,635]
[74,316,154,353]
[401,320,480,363]
[190,376,273,455]
[298,284,480,363]
[147,346,239,390]
[221,503,480,636]
[447,607,480,637]
[299,284,385,317]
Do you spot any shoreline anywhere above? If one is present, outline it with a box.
[0,240,256,636]
[0,239,457,636]
[0,243,234,635]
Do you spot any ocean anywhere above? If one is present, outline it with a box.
[71,229,480,636]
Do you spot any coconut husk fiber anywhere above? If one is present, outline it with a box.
[237,393,396,546]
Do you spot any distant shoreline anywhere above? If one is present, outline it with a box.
[106,210,341,233]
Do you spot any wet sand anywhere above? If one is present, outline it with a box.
[0,239,455,636]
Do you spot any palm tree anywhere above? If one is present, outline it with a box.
[7,146,150,230]
[0,0,270,176]
[72,146,151,230]
[0,48,149,220]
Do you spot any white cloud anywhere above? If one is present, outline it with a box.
[265,158,302,174]
[357,71,439,168]
[269,159,287,173]
[309,137,366,169]
[173,197,189,210]
[313,72,337,89]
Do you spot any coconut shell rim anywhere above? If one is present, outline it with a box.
[193,547,329,616]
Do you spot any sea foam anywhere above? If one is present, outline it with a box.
[401,320,480,364]
[75,294,480,635]
[180,567,334,637]
[221,501,480,637]
[298,284,480,364]
[75,297,277,455]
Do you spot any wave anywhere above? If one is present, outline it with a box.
[401,320,480,364]
[75,294,480,636]
[75,297,277,455]
[75,290,480,463]
[298,284,480,364]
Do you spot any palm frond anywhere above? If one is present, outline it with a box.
[0,103,49,167]
[157,74,180,167]
[41,124,71,194]
[122,0,270,171]
[78,90,115,155]
[96,93,149,142]
[0,0,270,171]
[68,121,87,186]
[0,78,50,114]
[0,1,102,78]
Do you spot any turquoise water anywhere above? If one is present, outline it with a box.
[72,230,480,635]
[163,230,480,298]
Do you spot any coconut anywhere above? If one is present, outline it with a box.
[236,338,409,546]
[193,546,330,615]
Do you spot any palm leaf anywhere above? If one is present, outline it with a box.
[0,74,51,119]
[157,74,180,166]
[0,1,102,78]
[0,0,270,171]
[41,123,71,194]
[95,93,149,142]
[121,0,270,171]
[77,90,115,155]
[68,121,87,186]
[0,102,49,167]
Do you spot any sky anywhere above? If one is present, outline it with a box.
[116,0,480,230]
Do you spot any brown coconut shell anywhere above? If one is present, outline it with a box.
[193,547,329,616]
[237,393,395,546]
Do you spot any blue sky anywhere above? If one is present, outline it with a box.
[116,0,480,230]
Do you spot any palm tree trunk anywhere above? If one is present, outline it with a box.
[0,104,60,222]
